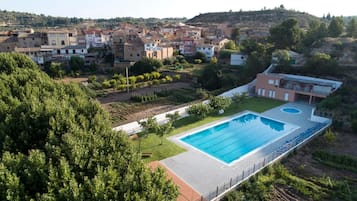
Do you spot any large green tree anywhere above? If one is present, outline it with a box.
[305,52,338,75]
[328,17,344,37]
[0,53,178,201]
[303,20,328,47]
[131,58,163,75]
[269,18,302,49]
[69,56,85,72]
[230,27,240,44]
[346,18,357,38]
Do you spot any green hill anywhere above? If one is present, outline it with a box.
[186,9,321,28]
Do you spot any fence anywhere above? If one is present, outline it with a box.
[201,120,331,201]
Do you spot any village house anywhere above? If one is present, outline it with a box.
[179,37,196,56]
[255,73,342,104]
[84,29,110,48]
[230,53,247,66]
[51,45,88,60]
[47,29,78,48]
[112,31,173,65]
[196,44,215,60]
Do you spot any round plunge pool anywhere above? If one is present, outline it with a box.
[281,107,302,114]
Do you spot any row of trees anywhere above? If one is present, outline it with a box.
[0,53,178,200]
[269,17,357,51]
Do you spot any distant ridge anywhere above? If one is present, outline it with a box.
[0,10,186,30]
[186,9,321,28]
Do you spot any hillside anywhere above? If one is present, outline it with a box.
[187,9,321,28]
[0,10,186,30]
[0,10,85,29]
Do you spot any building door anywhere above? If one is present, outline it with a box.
[284,93,289,101]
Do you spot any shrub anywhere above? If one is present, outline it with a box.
[143,73,152,81]
[232,93,247,103]
[187,103,212,119]
[318,95,342,110]
[209,96,232,111]
[136,75,145,82]
[153,79,160,85]
[323,129,337,143]
[130,94,158,103]
[173,74,181,81]
[155,90,171,97]
[151,71,161,79]
[129,76,137,85]
[102,80,111,88]
[195,88,209,99]
[194,59,202,64]
[87,75,97,83]
[165,75,173,82]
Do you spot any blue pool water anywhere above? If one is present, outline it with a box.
[281,107,301,114]
[180,113,298,164]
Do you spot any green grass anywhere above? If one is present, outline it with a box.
[132,97,285,163]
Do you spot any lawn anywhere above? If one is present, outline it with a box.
[132,97,285,163]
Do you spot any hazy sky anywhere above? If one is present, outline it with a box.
[1,0,356,19]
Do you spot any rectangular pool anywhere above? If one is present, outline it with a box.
[180,112,298,165]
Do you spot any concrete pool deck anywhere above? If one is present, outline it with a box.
[161,102,329,199]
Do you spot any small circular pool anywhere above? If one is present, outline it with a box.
[281,107,301,114]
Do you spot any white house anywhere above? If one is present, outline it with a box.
[84,30,108,48]
[230,53,247,66]
[52,45,88,60]
[196,44,215,60]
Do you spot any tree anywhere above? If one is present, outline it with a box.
[272,49,291,66]
[131,57,163,75]
[198,64,223,90]
[156,122,173,145]
[69,56,84,72]
[44,61,65,78]
[224,40,237,50]
[305,52,338,75]
[209,96,232,112]
[187,103,212,119]
[328,17,344,37]
[347,18,357,38]
[210,56,218,64]
[231,28,240,45]
[303,21,328,47]
[269,18,302,49]
[194,51,207,63]
[0,53,178,200]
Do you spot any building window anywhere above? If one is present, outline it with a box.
[69,33,73,37]
[51,40,56,46]
[268,79,274,85]
[61,40,65,45]
[57,50,60,54]
[275,80,279,86]
[73,50,76,54]
[137,54,140,57]
[65,50,69,54]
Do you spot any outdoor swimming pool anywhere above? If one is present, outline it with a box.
[281,107,302,114]
[180,112,298,165]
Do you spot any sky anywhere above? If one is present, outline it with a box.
[1,0,356,19]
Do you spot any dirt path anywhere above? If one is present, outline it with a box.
[98,82,192,104]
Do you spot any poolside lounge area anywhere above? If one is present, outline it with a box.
[161,102,331,200]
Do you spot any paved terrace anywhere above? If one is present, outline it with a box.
[161,102,330,199]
